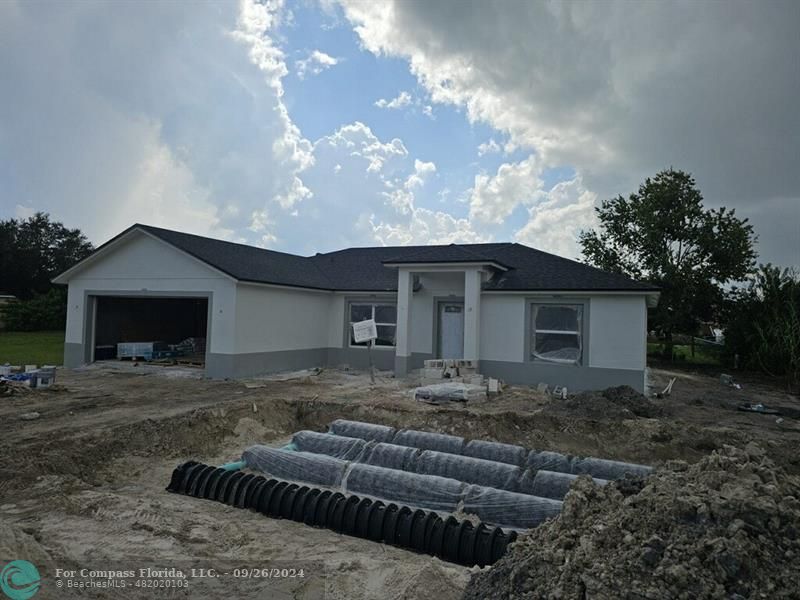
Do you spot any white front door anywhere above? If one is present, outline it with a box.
[438,302,464,359]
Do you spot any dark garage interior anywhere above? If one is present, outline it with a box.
[93,296,208,364]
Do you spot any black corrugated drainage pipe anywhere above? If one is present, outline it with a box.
[166,461,517,568]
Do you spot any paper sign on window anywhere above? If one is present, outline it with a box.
[352,319,378,344]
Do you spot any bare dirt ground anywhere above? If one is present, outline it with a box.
[1,363,798,599]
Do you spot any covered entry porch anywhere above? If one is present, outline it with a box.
[384,256,508,376]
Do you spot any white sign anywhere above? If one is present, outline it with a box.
[352,319,378,344]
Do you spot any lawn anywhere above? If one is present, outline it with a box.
[0,330,65,366]
[647,342,722,366]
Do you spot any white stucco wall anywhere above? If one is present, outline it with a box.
[63,231,237,354]
[588,296,647,370]
[478,293,647,370]
[234,283,332,353]
[480,295,526,362]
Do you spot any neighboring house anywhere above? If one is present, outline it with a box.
[53,224,659,392]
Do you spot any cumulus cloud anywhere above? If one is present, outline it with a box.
[374,91,412,109]
[477,139,501,156]
[341,0,800,265]
[514,177,597,260]
[405,159,436,189]
[371,208,489,246]
[295,49,339,79]
[469,155,542,225]
[0,0,311,246]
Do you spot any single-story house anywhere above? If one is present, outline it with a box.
[54,224,659,391]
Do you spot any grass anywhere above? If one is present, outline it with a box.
[647,342,722,366]
[0,330,65,366]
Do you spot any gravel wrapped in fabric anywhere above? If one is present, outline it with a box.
[526,450,652,480]
[518,470,608,501]
[462,485,563,529]
[360,442,420,471]
[292,430,368,461]
[328,419,396,443]
[413,450,524,493]
[343,463,467,513]
[242,446,349,488]
[392,429,465,454]
[462,440,528,467]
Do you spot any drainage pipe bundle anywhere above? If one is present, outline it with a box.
[292,431,607,501]
[328,419,653,480]
[166,461,516,568]
[242,445,563,529]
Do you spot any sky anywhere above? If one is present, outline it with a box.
[1,0,798,267]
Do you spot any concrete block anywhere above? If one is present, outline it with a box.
[424,359,445,369]
[421,368,444,379]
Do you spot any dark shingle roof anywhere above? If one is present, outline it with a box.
[80,224,658,293]
[383,244,512,268]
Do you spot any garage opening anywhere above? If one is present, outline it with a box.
[93,296,208,367]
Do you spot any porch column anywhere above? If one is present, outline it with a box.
[463,268,482,362]
[394,269,413,376]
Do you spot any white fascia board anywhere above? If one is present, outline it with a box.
[332,290,398,296]
[237,280,333,295]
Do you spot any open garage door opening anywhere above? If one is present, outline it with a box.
[92,296,209,368]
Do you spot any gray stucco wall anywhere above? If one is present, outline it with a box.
[480,359,645,393]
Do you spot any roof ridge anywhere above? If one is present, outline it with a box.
[136,223,312,260]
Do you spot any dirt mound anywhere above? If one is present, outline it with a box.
[463,444,800,599]
[556,385,664,419]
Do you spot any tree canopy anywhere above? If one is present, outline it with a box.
[579,169,757,340]
[0,212,93,299]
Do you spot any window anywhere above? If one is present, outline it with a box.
[349,302,397,347]
[530,304,583,365]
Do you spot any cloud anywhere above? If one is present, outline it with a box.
[0,0,311,247]
[374,91,412,109]
[340,0,800,266]
[514,177,597,260]
[405,159,436,189]
[371,208,489,246]
[477,139,501,156]
[295,49,339,79]
[469,155,542,225]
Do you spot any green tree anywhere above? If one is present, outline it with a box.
[0,212,93,299]
[578,169,757,351]
[723,265,800,388]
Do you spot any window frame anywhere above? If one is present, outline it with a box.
[347,301,398,348]
[527,300,587,366]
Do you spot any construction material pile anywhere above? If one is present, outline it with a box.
[238,421,652,530]
[463,443,800,599]
[556,384,664,419]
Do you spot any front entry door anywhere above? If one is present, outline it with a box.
[437,302,464,359]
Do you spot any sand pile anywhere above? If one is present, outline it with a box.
[464,444,800,599]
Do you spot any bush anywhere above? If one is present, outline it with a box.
[1,288,67,331]
[723,265,800,389]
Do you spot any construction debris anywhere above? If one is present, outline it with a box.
[720,373,742,389]
[415,382,487,403]
[464,444,800,599]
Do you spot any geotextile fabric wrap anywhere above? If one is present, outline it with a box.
[329,420,652,481]
[392,429,466,454]
[242,446,348,488]
[329,419,395,443]
[241,444,564,529]
[294,431,608,500]
[463,440,528,467]
[292,430,367,460]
